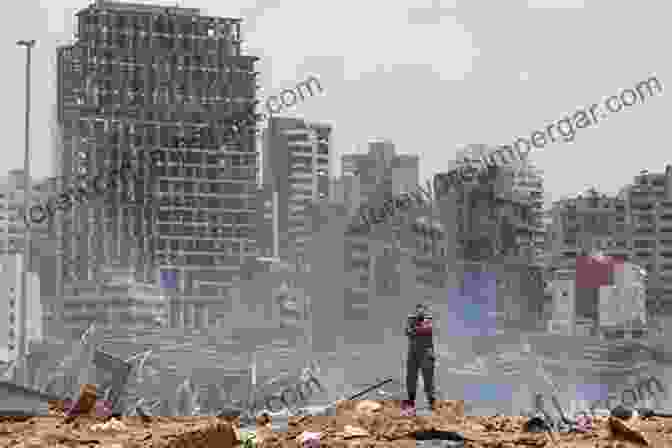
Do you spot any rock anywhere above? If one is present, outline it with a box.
[608,416,650,446]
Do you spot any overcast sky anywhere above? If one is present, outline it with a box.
[1,0,669,207]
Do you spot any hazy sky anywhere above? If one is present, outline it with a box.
[1,0,669,207]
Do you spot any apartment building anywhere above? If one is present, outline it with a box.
[511,160,546,265]
[60,264,166,332]
[301,198,455,349]
[434,145,546,331]
[547,190,630,336]
[548,189,630,269]
[0,254,41,363]
[621,166,672,333]
[258,117,332,262]
[55,0,260,329]
[341,140,419,212]
[0,170,27,257]
[0,172,61,333]
[435,152,538,264]
[0,171,54,257]
[547,166,672,337]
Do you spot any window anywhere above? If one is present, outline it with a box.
[634,240,653,249]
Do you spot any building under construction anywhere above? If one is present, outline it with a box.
[55,0,261,329]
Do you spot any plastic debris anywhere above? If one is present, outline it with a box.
[64,384,98,422]
[297,431,321,448]
[240,430,257,448]
[574,414,593,432]
[400,400,416,417]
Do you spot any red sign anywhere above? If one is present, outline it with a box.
[576,253,624,290]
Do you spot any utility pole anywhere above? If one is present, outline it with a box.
[16,40,36,378]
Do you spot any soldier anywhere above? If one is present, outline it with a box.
[402,303,436,416]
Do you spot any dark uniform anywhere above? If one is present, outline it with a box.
[405,306,436,407]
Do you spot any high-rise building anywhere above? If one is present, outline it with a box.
[341,140,419,210]
[0,170,52,257]
[547,190,630,336]
[0,254,41,363]
[0,172,59,329]
[511,160,545,265]
[435,147,538,265]
[547,165,672,338]
[548,189,631,269]
[258,116,332,262]
[55,0,261,327]
[621,166,672,334]
[434,144,545,332]
[302,197,455,350]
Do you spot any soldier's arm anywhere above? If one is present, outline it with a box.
[405,317,415,337]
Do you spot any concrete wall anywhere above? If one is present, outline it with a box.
[0,381,58,415]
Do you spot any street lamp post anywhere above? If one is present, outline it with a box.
[16,39,36,373]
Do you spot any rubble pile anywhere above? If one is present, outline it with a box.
[0,415,242,448]
[246,400,672,448]
[3,397,672,448]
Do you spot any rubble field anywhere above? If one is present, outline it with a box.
[1,400,672,448]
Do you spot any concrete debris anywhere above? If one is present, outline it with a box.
[608,415,651,446]
[353,400,382,416]
[6,416,241,448]
[342,425,369,438]
[89,418,128,432]
[5,399,671,447]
